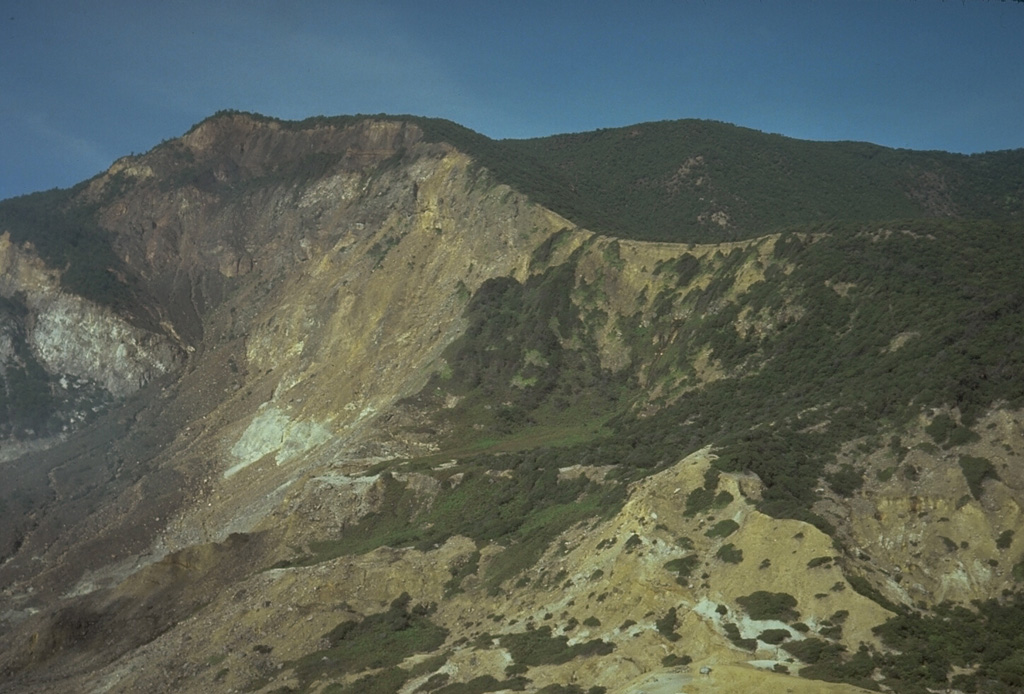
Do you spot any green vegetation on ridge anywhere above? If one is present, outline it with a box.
[416,217,1024,531]
[782,594,1024,693]
[502,121,1024,242]
[281,593,448,694]
[184,111,1024,244]
[293,454,626,594]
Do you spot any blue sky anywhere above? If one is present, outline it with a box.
[2,0,1023,201]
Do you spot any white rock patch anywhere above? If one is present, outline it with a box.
[29,293,178,397]
[225,405,330,478]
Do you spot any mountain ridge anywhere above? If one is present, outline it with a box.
[167,110,1024,242]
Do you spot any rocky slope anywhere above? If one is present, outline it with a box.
[1,113,1023,693]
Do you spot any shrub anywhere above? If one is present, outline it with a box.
[656,608,680,641]
[736,591,800,622]
[716,544,743,564]
[925,413,957,445]
[684,486,717,517]
[827,464,864,497]
[663,556,700,585]
[675,535,694,550]
[327,667,410,694]
[846,574,902,613]
[782,637,844,664]
[501,626,614,666]
[705,519,740,539]
[432,675,529,694]
[927,414,981,449]
[535,685,584,694]
[722,623,757,651]
[758,628,792,645]
[959,455,998,499]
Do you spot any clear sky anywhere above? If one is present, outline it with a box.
[2,0,1023,201]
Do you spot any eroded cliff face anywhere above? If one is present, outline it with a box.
[1,114,1022,694]
[0,233,182,439]
[0,115,582,609]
